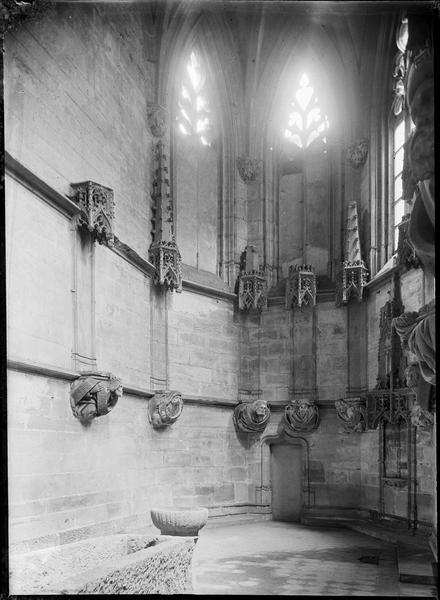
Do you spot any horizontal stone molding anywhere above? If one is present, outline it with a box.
[182,395,237,408]
[7,358,153,398]
[182,278,237,302]
[5,151,80,218]
[5,154,239,302]
[7,358,79,381]
[111,237,156,278]
[364,262,407,292]
[267,291,336,307]
[6,360,243,407]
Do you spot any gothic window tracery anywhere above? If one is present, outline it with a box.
[176,50,214,147]
[284,73,329,151]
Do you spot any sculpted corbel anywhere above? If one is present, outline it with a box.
[284,398,319,433]
[148,391,183,429]
[233,399,270,434]
[70,373,123,423]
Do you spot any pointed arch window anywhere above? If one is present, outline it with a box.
[176,50,214,147]
[284,73,330,150]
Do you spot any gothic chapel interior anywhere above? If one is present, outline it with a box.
[2,0,437,594]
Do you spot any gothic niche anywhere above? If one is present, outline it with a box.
[70,373,123,423]
[284,398,319,433]
[346,138,369,169]
[237,245,267,311]
[233,399,271,434]
[148,391,183,429]
[236,157,261,183]
[335,397,367,433]
[70,181,115,244]
[285,265,317,309]
[149,140,183,292]
[376,296,405,390]
[147,103,169,138]
[339,202,368,304]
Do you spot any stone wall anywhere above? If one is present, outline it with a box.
[8,365,261,553]
[5,1,435,554]
[5,4,251,552]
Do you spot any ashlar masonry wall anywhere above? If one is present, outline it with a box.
[5,4,252,553]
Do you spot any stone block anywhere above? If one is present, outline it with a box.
[233,482,251,503]
[309,461,325,482]
[228,467,248,482]
[213,483,235,504]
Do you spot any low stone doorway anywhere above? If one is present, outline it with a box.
[270,442,302,521]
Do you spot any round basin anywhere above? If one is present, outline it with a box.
[150,507,209,536]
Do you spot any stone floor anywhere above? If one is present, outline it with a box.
[192,519,438,596]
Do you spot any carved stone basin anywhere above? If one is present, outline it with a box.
[150,507,209,536]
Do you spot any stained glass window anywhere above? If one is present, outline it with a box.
[176,50,214,146]
[284,73,329,150]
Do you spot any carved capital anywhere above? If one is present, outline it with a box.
[70,181,115,244]
[236,157,261,183]
[149,239,183,292]
[346,139,368,169]
[286,264,317,308]
[148,391,183,429]
[147,104,169,138]
[70,373,122,423]
[335,397,367,433]
[284,398,319,433]
[233,399,270,434]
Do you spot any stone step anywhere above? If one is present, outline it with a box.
[300,516,359,528]
[397,542,437,585]
[204,512,272,530]
[348,522,429,549]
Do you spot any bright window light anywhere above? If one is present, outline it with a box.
[284,72,329,150]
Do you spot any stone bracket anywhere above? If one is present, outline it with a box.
[148,390,183,429]
[284,398,319,433]
[346,138,369,169]
[335,397,367,433]
[341,261,369,303]
[149,239,183,292]
[238,272,267,311]
[70,181,115,244]
[285,265,317,308]
[147,103,169,138]
[233,399,270,434]
[238,245,267,311]
[70,372,123,423]
[236,157,261,183]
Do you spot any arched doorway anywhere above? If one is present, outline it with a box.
[258,432,310,521]
[271,441,303,521]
